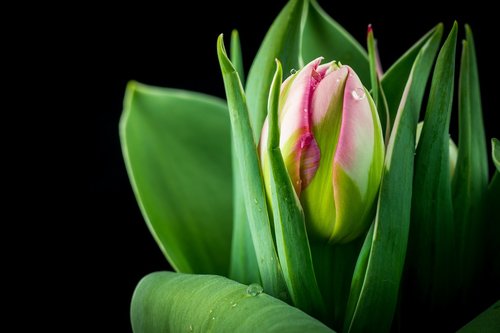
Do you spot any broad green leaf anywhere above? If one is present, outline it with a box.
[405,23,457,326]
[344,25,443,333]
[131,272,336,333]
[302,0,369,85]
[452,27,489,298]
[120,83,232,275]
[382,24,442,132]
[266,60,324,316]
[456,300,500,333]
[228,29,260,285]
[217,35,287,299]
[246,0,306,141]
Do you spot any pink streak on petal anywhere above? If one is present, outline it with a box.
[279,57,322,145]
[279,57,324,194]
[333,67,374,172]
[299,133,321,190]
[331,67,375,240]
[311,66,348,126]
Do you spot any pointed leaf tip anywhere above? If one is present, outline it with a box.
[230,29,246,84]
[465,23,473,36]
[217,34,236,74]
[267,59,283,151]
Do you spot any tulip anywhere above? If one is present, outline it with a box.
[260,57,385,243]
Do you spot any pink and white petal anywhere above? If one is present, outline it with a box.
[331,67,384,242]
[332,67,375,198]
[311,66,348,127]
[299,133,321,191]
[316,62,333,77]
[279,58,323,191]
[279,57,322,146]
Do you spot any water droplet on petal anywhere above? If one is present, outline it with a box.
[247,283,263,296]
[351,88,366,101]
[290,68,297,75]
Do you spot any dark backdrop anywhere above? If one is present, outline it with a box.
[85,1,497,331]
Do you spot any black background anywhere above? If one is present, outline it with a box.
[78,1,499,331]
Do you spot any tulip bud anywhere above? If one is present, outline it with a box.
[259,58,385,243]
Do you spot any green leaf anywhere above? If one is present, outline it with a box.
[302,0,369,85]
[465,25,489,183]
[131,272,336,333]
[492,138,500,172]
[382,24,442,132]
[120,83,233,275]
[452,26,489,298]
[344,25,443,333]
[405,23,457,326]
[231,30,245,85]
[456,300,500,333]
[229,133,260,285]
[485,143,500,308]
[344,225,373,330]
[245,0,306,141]
[228,29,260,285]
[367,26,379,106]
[229,168,260,285]
[486,170,500,288]
[311,240,363,331]
[266,60,324,316]
[217,35,287,299]
[366,25,390,143]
